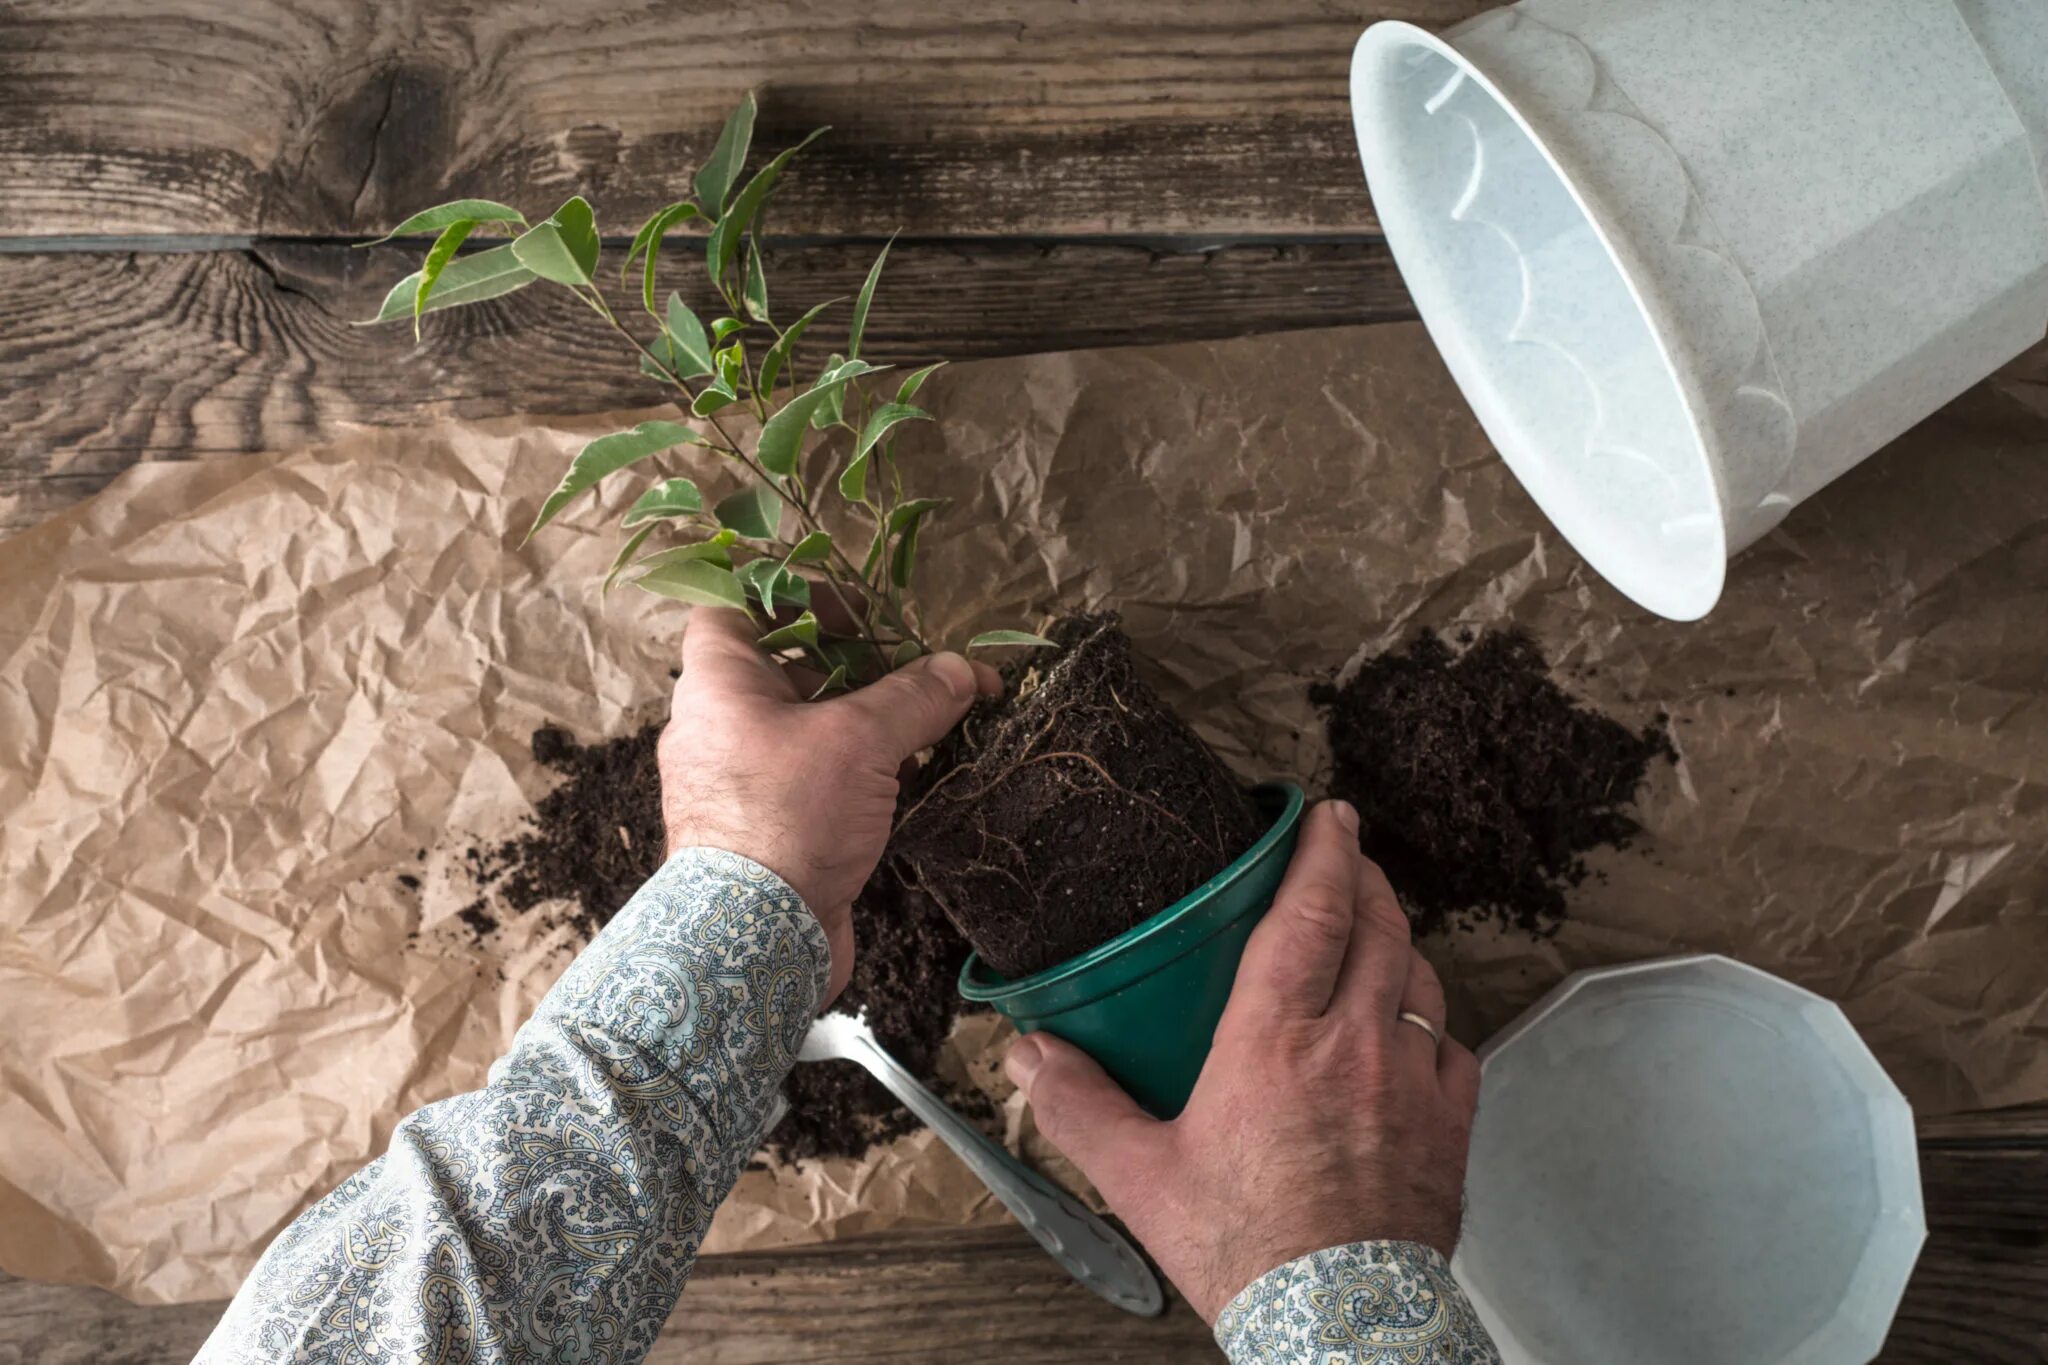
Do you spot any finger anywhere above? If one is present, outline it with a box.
[1006,1031,1162,1207]
[828,650,993,764]
[1329,852,1414,1023]
[1224,801,1361,1020]
[1392,948,1448,1065]
[1438,1035,1482,1117]
[679,607,795,702]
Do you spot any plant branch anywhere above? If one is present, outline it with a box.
[575,280,924,653]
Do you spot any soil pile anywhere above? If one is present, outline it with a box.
[1313,630,1672,938]
[893,614,1264,978]
[456,720,986,1162]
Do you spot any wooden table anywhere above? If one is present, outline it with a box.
[0,3,2042,1359]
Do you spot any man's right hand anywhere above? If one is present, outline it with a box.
[1002,799,1481,1323]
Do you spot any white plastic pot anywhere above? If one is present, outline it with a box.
[1453,955,1925,1365]
[1352,0,2048,619]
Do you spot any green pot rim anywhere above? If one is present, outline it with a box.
[957,782,1307,1005]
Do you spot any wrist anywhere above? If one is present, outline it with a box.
[664,838,852,1007]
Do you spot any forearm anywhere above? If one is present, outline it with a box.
[1215,1241,1500,1365]
[199,847,827,1365]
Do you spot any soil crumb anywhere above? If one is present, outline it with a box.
[893,613,1264,978]
[1312,629,1672,938]
[457,719,987,1162]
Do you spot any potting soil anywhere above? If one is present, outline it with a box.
[1314,629,1673,937]
[455,719,989,1162]
[892,614,1267,978]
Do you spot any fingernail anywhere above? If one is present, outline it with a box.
[1005,1034,1046,1094]
[926,650,976,700]
[1328,800,1360,835]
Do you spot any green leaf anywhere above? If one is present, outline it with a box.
[715,342,744,390]
[364,199,525,245]
[757,610,821,652]
[809,664,849,699]
[837,450,875,503]
[737,558,810,616]
[664,294,714,378]
[714,482,781,539]
[711,316,746,343]
[890,525,923,587]
[896,361,946,405]
[691,387,739,417]
[857,402,929,457]
[627,202,703,312]
[814,356,889,387]
[366,243,535,323]
[639,352,674,382]
[705,128,827,284]
[810,356,888,438]
[757,297,840,396]
[620,477,704,528]
[635,558,750,611]
[967,629,1057,651]
[811,354,847,429]
[848,236,893,359]
[891,640,923,669]
[861,524,887,578]
[783,530,833,564]
[744,242,770,320]
[757,385,844,477]
[510,196,599,285]
[839,400,931,500]
[887,497,947,532]
[602,524,658,594]
[412,218,480,338]
[527,420,711,540]
[694,92,757,213]
[886,498,945,588]
[635,534,736,573]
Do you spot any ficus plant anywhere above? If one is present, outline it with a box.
[363,93,1050,694]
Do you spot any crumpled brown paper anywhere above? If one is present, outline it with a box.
[3,323,2046,1304]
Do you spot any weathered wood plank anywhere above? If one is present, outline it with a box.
[0,238,1413,535]
[4,1141,2042,1363]
[1919,1103,2048,1147]
[0,0,1486,239]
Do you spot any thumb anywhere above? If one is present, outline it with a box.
[1007,1032,1162,1204]
[832,650,988,763]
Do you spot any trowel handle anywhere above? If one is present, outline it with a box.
[851,1036,1164,1317]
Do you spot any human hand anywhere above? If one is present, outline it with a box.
[1002,800,1480,1323]
[660,608,1001,1005]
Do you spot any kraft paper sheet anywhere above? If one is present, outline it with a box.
[3,323,2045,1303]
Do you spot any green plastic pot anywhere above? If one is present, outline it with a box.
[957,783,1306,1118]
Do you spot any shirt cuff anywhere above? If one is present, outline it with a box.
[1214,1241,1499,1364]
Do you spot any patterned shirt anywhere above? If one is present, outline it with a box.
[199,848,1500,1364]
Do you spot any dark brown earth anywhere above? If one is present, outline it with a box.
[891,613,1265,978]
[1313,629,1673,938]
[455,719,991,1162]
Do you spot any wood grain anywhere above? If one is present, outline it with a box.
[0,238,1413,535]
[3,1140,2041,1364]
[0,0,1488,239]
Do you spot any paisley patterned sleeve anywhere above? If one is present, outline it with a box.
[1213,1241,1502,1364]
[196,847,830,1365]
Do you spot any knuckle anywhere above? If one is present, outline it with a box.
[1360,887,1412,944]
[1283,879,1353,942]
